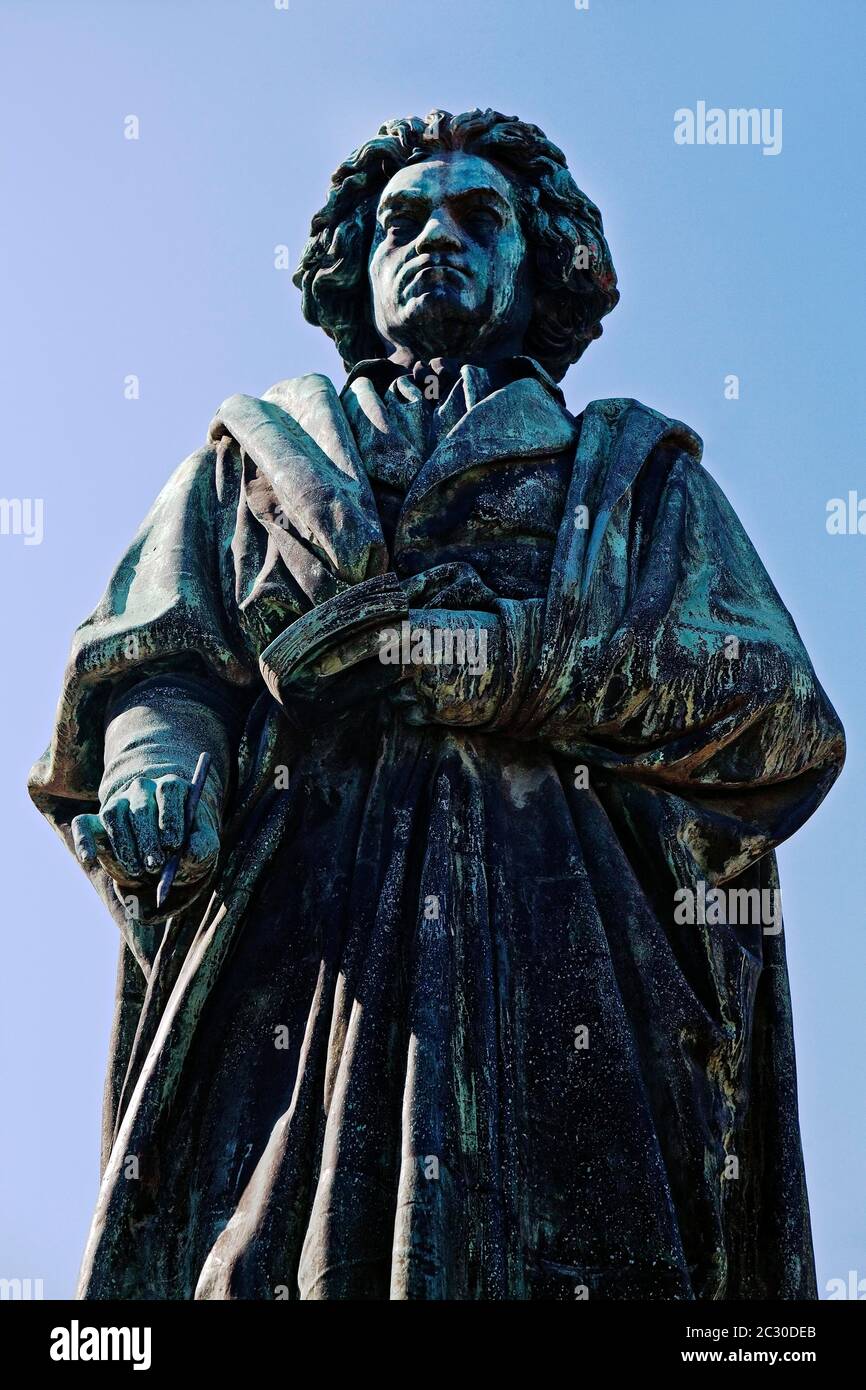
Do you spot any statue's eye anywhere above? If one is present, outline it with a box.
[464,207,499,234]
[385,214,419,236]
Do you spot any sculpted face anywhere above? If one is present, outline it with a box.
[368,151,533,364]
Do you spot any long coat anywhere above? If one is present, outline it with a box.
[29,364,845,1300]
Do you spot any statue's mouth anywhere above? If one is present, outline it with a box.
[400,259,468,293]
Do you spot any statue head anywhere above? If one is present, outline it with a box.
[294,109,619,382]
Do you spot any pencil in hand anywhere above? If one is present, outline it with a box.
[156,751,212,910]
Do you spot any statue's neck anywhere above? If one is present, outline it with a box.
[385,332,527,371]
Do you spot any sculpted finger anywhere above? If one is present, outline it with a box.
[176,824,220,884]
[73,814,138,884]
[101,798,142,879]
[94,842,141,886]
[155,778,188,852]
[72,814,101,867]
[129,795,164,874]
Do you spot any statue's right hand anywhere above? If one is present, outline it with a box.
[71,773,221,890]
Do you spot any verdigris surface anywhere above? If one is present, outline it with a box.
[29,110,844,1300]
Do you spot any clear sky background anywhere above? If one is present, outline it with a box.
[1,0,863,1299]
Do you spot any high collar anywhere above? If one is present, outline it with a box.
[343,353,566,408]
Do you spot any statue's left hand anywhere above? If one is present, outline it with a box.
[387,609,503,729]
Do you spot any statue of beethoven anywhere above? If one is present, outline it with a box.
[29,109,845,1300]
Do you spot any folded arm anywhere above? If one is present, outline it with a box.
[380,459,846,884]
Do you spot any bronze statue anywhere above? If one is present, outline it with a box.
[29,109,845,1300]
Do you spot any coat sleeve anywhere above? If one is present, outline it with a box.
[27,439,278,964]
[500,443,846,885]
[382,429,845,889]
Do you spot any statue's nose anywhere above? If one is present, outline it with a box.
[415,212,462,252]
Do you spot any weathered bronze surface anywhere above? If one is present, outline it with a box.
[29,110,845,1300]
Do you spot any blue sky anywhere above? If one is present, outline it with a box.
[1,0,863,1297]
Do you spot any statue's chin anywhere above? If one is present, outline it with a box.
[393,295,490,361]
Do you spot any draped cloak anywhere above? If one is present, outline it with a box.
[28,360,845,1300]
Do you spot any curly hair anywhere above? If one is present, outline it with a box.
[293,108,619,382]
